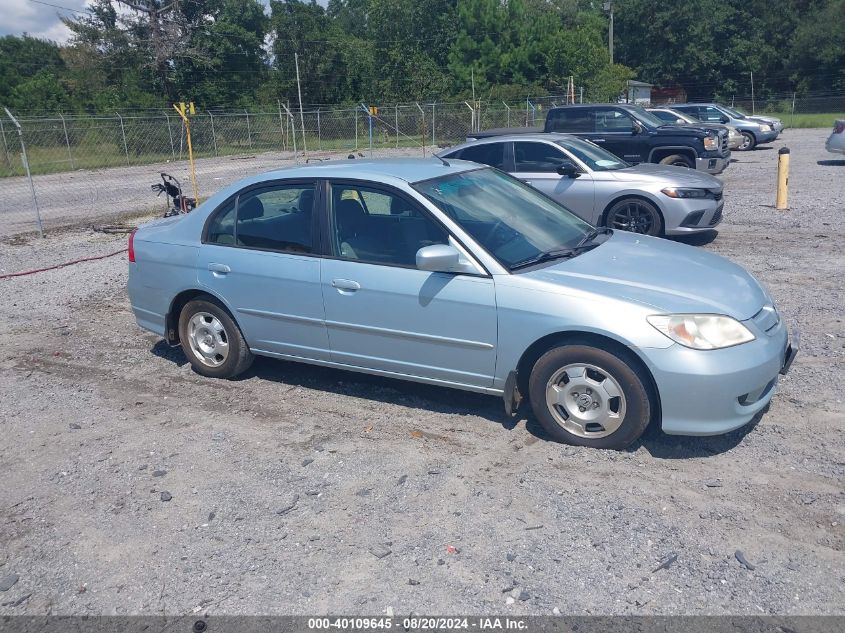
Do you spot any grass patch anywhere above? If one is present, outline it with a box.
[760,112,845,129]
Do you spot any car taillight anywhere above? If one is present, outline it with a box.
[128,228,137,263]
[834,121,845,135]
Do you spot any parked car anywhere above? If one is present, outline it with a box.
[127,159,796,450]
[439,133,724,237]
[470,103,731,174]
[825,119,845,154]
[648,107,743,150]
[672,103,778,151]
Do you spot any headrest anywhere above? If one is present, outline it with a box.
[298,189,315,213]
[336,198,366,225]
[238,196,264,220]
[390,196,413,215]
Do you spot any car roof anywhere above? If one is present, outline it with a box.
[456,133,578,144]
[232,158,479,187]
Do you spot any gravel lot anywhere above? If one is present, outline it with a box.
[0,128,843,617]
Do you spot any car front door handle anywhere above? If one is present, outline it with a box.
[207,263,231,274]
[331,278,361,292]
[592,138,606,143]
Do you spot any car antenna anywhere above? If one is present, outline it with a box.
[435,154,450,167]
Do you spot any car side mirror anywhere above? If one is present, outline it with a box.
[720,116,730,124]
[676,118,685,124]
[416,244,461,273]
[632,120,644,135]
[556,160,580,178]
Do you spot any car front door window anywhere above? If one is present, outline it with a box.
[319,181,498,388]
[328,184,449,267]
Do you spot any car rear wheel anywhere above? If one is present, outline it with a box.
[178,297,253,379]
[605,198,663,236]
[528,344,652,450]
[738,131,756,151]
[658,154,694,168]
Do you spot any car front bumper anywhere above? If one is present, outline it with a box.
[756,129,779,144]
[661,197,724,235]
[641,319,798,436]
[826,136,845,154]
[695,155,729,174]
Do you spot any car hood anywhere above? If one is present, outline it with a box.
[607,163,722,188]
[524,231,767,320]
[652,124,708,138]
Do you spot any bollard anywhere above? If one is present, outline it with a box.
[776,147,790,210]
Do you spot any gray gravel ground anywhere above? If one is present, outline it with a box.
[0,128,843,616]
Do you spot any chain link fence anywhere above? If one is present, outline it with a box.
[0,95,580,237]
[2,90,842,237]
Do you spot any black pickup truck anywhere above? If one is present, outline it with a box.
[470,104,730,174]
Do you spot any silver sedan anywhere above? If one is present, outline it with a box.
[440,134,724,237]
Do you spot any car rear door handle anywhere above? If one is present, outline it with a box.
[207,263,231,274]
[331,278,360,292]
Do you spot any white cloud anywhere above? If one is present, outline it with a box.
[1,0,90,43]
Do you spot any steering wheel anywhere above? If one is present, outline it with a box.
[483,220,506,244]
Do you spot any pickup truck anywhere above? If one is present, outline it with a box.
[469,104,730,174]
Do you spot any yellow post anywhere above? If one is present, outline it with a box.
[173,103,199,205]
[776,147,790,210]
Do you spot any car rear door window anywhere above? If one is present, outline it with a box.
[457,143,506,169]
[329,184,448,267]
[545,109,592,133]
[594,109,633,132]
[513,142,568,172]
[233,184,315,253]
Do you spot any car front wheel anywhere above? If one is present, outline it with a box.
[528,344,652,449]
[178,297,254,379]
[605,198,663,236]
[658,154,694,168]
[738,131,756,151]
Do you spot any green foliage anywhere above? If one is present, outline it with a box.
[0,0,841,114]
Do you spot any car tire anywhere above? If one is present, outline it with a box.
[658,154,694,168]
[738,131,756,151]
[178,297,253,379]
[528,343,653,450]
[604,198,663,236]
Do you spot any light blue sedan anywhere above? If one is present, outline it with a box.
[127,159,797,449]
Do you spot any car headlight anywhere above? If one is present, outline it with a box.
[661,187,709,199]
[760,124,772,132]
[647,314,755,349]
[703,136,719,150]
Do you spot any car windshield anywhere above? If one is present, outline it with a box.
[629,107,668,128]
[556,137,629,171]
[413,168,593,270]
[720,105,746,119]
[665,109,696,124]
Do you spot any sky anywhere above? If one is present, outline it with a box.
[3,0,92,42]
[1,0,291,44]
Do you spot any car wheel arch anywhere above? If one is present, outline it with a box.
[514,330,662,425]
[166,288,238,345]
[600,193,665,228]
[649,147,696,165]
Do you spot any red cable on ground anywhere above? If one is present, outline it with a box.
[0,248,128,280]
